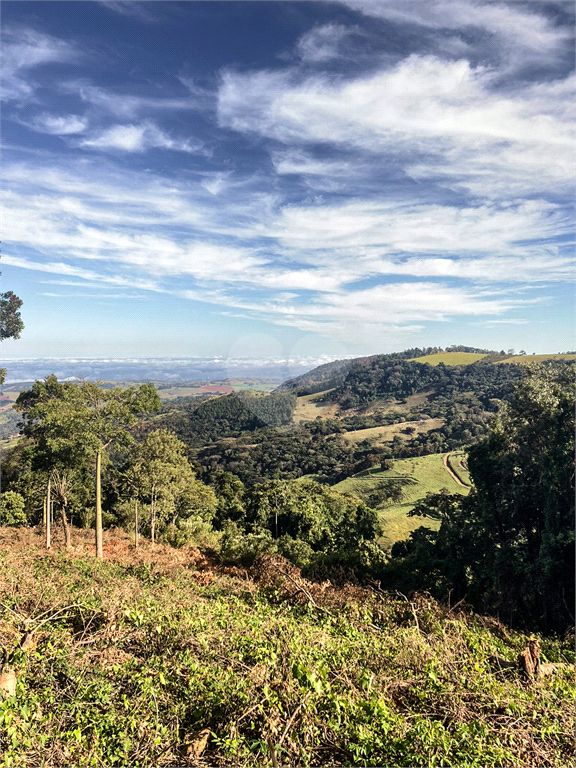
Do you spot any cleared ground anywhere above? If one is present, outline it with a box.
[335,452,470,547]
[342,418,444,446]
[408,352,488,365]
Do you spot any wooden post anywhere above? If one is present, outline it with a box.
[134,500,139,549]
[46,479,51,551]
[95,449,103,559]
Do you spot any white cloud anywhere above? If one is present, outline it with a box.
[28,113,88,135]
[297,24,350,62]
[79,122,204,153]
[99,1,157,22]
[268,198,570,254]
[3,152,572,343]
[2,27,79,103]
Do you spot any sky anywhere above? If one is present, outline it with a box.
[1,0,575,364]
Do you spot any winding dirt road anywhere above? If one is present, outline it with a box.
[443,452,471,488]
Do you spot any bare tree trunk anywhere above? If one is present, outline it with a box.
[43,497,47,526]
[46,479,51,551]
[134,500,139,549]
[60,503,71,549]
[151,486,156,546]
[95,449,103,559]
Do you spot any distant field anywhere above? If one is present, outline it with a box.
[342,418,444,445]
[408,352,488,365]
[334,452,470,547]
[293,390,339,422]
[499,354,575,364]
[156,380,279,400]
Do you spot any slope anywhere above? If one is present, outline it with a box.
[1,526,573,768]
[334,452,471,547]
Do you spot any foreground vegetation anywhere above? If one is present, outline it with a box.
[1,527,574,768]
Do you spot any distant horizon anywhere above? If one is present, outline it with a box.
[2,348,573,388]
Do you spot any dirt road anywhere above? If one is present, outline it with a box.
[443,452,471,488]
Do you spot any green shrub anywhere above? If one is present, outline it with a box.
[1,490,27,526]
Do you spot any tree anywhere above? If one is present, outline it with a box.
[16,377,160,557]
[243,478,380,554]
[0,290,24,341]
[0,288,24,384]
[121,429,216,545]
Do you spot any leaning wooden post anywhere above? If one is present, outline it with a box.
[46,479,52,551]
[95,449,103,559]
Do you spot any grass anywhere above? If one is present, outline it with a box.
[407,352,488,366]
[1,526,574,767]
[499,354,576,365]
[334,453,470,547]
[293,390,339,422]
[342,419,445,446]
[407,352,575,367]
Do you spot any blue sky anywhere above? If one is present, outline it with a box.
[2,0,574,362]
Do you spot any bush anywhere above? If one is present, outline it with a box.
[219,520,277,565]
[1,490,27,526]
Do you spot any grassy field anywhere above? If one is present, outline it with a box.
[342,418,444,446]
[408,352,488,365]
[499,354,575,365]
[1,526,573,768]
[293,390,340,422]
[334,453,470,547]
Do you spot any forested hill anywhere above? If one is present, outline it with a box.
[278,346,496,395]
[325,357,525,409]
[160,390,297,447]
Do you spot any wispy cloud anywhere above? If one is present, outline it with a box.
[343,0,574,73]
[99,1,157,23]
[296,24,351,62]
[66,81,210,118]
[78,121,204,153]
[218,56,575,201]
[2,26,79,103]
[25,113,88,135]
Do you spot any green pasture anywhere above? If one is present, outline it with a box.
[335,452,471,547]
